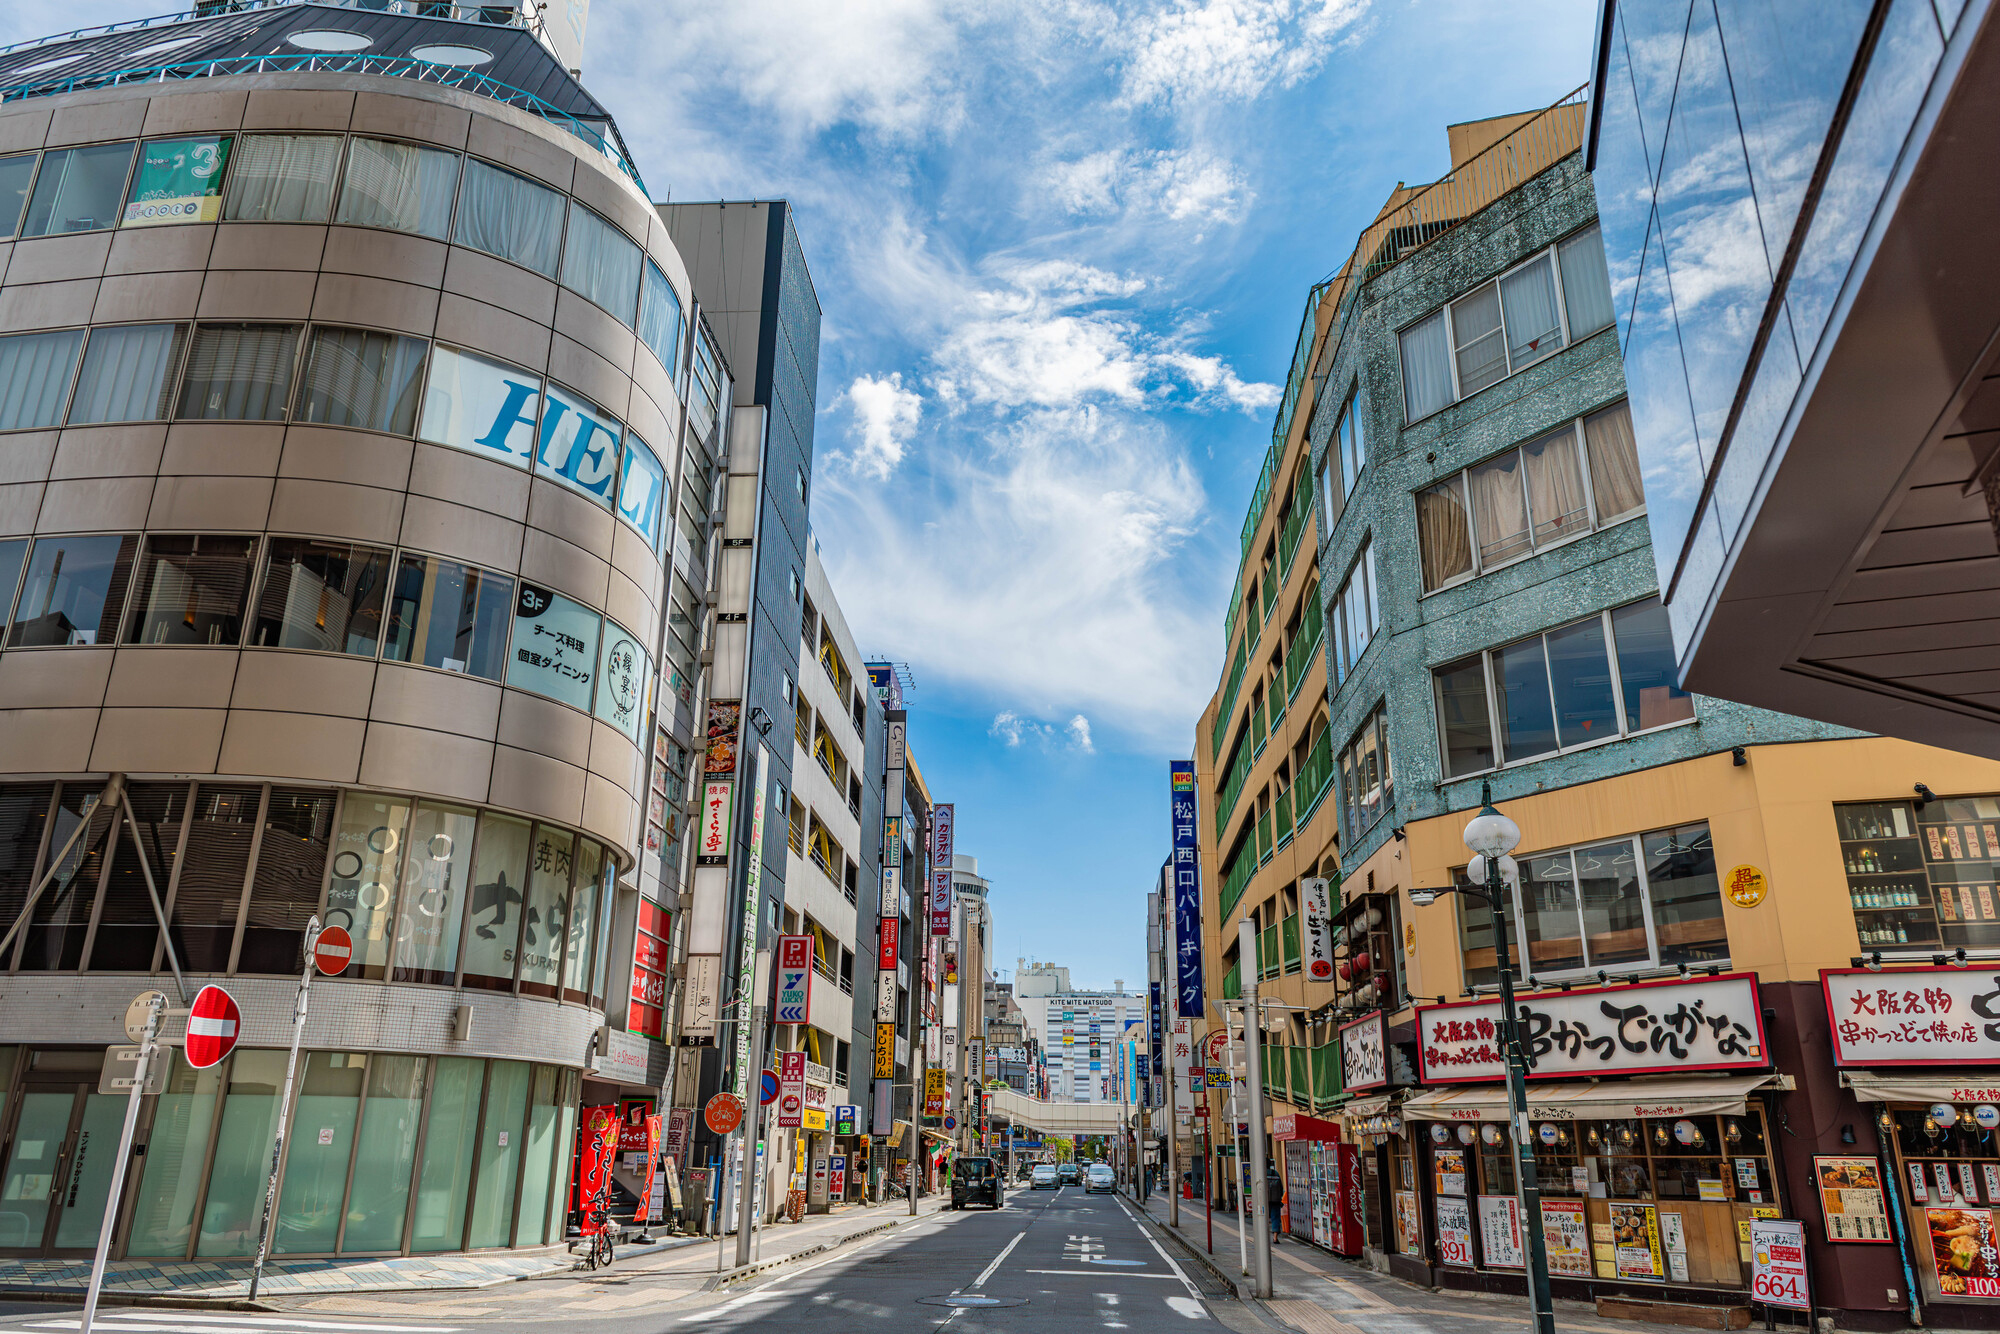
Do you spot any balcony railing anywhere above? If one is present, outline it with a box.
[1257,807,1273,865]
[1219,845,1253,921]
[1273,785,1294,848]
[1222,964,1241,1000]
[1295,728,1335,827]
[1281,914,1300,973]
[1279,493,1310,576]
[0,50,648,191]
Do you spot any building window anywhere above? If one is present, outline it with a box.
[1337,701,1392,843]
[1453,821,1727,987]
[1334,393,1364,497]
[419,343,541,466]
[336,137,459,239]
[0,328,85,431]
[177,323,301,421]
[252,537,390,656]
[452,157,563,278]
[295,326,427,434]
[1416,401,1644,592]
[1398,224,1618,423]
[536,382,620,507]
[1330,538,1378,682]
[22,141,135,236]
[615,431,666,549]
[222,133,341,224]
[637,259,684,386]
[382,551,513,680]
[1835,796,2000,953]
[123,135,229,227]
[7,533,135,644]
[560,201,641,325]
[1432,597,1694,780]
[123,535,255,646]
[70,323,187,425]
[0,153,34,238]
[504,584,600,712]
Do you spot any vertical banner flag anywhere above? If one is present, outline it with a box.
[731,745,769,1097]
[928,804,952,940]
[1301,877,1335,981]
[1170,763,1204,1018]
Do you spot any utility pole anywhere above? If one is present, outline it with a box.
[1238,918,1272,1300]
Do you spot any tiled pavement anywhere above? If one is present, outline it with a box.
[1137,1193,1700,1334]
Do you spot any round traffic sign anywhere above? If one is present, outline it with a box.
[705,1093,744,1135]
[944,1116,957,1130]
[184,984,241,1069]
[313,925,353,976]
[760,1070,780,1105]
[123,990,168,1044]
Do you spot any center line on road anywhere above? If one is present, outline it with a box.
[971,1229,1027,1289]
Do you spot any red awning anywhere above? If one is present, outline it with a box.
[1271,1113,1343,1142]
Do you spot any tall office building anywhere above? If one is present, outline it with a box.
[1012,961,1143,1104]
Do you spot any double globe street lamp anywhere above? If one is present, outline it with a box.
[1408,783,1556,1334]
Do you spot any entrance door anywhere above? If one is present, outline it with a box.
[0,1070,129,1255]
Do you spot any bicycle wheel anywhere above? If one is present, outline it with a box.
[591,1229,613,1269]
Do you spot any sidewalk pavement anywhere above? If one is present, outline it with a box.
[0,1194,942,1304]
[1135,1192,1698,1334]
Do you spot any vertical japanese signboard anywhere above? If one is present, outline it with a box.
[930,804,955,935]
[628,897,671,1039]
[1169,763,1204,1018]
[1301,876,1334,981]
[775,934,812,1025]
[698,782,732,866]
[730,745,769,1098]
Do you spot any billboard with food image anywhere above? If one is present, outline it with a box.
[1927,1208,2000,1296]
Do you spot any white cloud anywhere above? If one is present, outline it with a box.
[1116,0,1371,106]
[840,372,924,478]
[1043,148,1252,226]
[822,407,1214,747]
[931,260,1276,414]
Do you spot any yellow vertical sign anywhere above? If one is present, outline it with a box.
[874,1022,896,1078]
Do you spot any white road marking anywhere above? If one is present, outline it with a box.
[1166,1296,1210,1319]
[1115,1194,1206,1303]
[971,1230,1027,1288]
[1022,1270,1181,1278]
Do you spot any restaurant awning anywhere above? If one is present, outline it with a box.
[1841,1071,2000,1105]
[1341,1095,1396,1120]
[1401,1074,1784,1123]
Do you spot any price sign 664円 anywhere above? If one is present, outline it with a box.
[1750,1219,1810,1311]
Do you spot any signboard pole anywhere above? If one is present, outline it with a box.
[1238,919,1272,1300]
[77,993,164,1334]
[248,915,321,1303]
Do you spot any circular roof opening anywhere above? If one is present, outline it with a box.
[285,30,372,52]
[408,43,493,66]
[7,54,84,78]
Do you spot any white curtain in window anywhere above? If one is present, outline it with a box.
[1584,401,1646,521]
[70,324,185,425]
[1467,452,1531,565]
[637,260,682,383]
[1560,226,1617,337]
[177,324,299,421]
[223,134,342,223]
[1416,478,1473,591]
[1399,312,1453,421]
[454,158,563,277]
[298,327,428,434]
[1451,284,1507,394]
[560,202,641,325]
[1522,428,1589,545]
[0,329,83,430]
[337,138,459,239]
[1499,255,1563,369]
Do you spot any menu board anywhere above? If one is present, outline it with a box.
[1612,1202,1666,1280]
[1542,1200,1590,1276]
[1436,1196,1474,1267]
[1434,1148,1467,1197]
[1394,1190,1421,1254]
[1478,1196,1524,1269]
[1815,1157,1892,1242]
[1926,1207,2000,1297]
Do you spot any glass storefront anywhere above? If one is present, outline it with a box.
[0,781,616,1002]
[1886,1106,2000,1301]
[1420,1108,1780,1290]
[0,1045,580,1259]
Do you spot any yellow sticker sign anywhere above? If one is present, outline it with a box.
[1724,864,1768,908]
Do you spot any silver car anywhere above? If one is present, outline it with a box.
[1086,1164,1115,1194]
[1031,1164,1059,1189]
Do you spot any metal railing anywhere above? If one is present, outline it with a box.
[0,52,648,192]
[0,0,546,58]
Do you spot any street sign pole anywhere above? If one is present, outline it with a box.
[77,991,165,1334]
[248,915,321,1303]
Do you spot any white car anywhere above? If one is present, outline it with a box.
[1086,1164,1115,1194]
[1031,1164,1059,1189]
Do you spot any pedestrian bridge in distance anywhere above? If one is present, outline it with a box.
[985,1087,1130,1136]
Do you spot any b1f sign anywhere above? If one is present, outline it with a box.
[775,935,812,1025]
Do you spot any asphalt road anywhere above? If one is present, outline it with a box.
[0,1186,1244,1334]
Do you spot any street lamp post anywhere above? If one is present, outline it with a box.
[1410,784,1555,1334]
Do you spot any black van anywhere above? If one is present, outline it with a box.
[952,1156,1004,1209]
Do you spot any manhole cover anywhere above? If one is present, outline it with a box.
[920,1294,1027,1308]
[1081,1258,1147,1266]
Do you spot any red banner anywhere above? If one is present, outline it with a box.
[629,898,671,1039]
[640,1114,663,1223]
[576,1104,621,1234]
[878,916,897,970]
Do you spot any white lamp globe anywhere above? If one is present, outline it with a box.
[1463,804,1521,858]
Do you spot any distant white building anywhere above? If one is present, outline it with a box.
[1012,960,1144,1104]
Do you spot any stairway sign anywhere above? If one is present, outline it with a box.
[184,985,241,1068]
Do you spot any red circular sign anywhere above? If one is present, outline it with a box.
[705,1093,744,1135]
[313,926,353,976]
[184,985,241,1069]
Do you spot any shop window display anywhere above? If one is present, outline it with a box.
[1838,796,2000,950]
[1891,1106,2000,1299]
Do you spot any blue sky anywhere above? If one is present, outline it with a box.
[1,0,1596,992]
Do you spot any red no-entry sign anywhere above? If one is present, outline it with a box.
[313,925,352,976]
[184,985,240,1069]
